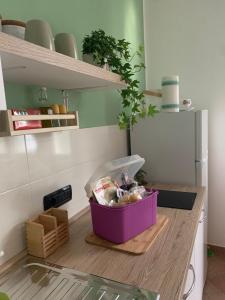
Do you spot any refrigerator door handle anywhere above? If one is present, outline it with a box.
[195,158,207,164]
[195,159,208,187]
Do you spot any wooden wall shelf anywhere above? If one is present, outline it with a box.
[144,89,162,98]
[11,114,76,121]
[0,32,126,90]
[0,110,79,136]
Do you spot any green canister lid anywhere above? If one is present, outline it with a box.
[162,75,179,86]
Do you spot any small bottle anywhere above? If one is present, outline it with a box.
[51,104,60,127]
[59,104,67,126]
[47,108,53,127]
[38,87,48,104]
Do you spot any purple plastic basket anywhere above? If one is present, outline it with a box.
[89,189,158,244]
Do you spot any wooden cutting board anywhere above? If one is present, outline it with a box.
[85,214,169,255]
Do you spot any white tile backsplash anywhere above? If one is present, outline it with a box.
[30,161,98,219]
[0,135,29,193]
[26,126,127,182]
[0,185,32,264]
[0,125,127,264]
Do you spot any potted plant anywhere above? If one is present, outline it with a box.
[82,29,158,128]
[134,169,148,185]
[82,29,116,67]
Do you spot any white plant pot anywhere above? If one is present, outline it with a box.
[83,54,98,66]
[83,54,110,70]
[2,25,25,39]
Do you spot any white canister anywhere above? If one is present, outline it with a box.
[161,75,179,112]
[2,20,26,39]
[55,33,79,59]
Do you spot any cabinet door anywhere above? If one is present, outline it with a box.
[195,203,207,299]
[183,248,197,300]
[184,208,206,300]
[195,210,207,299]
[203,194,208,283]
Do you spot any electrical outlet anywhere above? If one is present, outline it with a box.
[43,185,72,210]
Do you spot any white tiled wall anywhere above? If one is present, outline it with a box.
[0,136,29,193]
[0,125,127,264]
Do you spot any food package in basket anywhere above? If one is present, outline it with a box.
[93,176,118,206]
[85,155,146,206]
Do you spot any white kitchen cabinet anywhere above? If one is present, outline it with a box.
[183,202,207,300]
[183,248,196,300]
[195,213,205,299]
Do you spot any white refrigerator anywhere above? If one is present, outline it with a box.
[131,110,208,296]
[130,110,208,188]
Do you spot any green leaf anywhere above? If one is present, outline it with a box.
[138,45,144,53]
[140,110,146,118]
[130,114,138,126]
[148,104,159,117]
[122,99,130,107]
[130,80,139,88]
[118,112,130,129]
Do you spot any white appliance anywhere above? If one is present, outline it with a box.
[130,110,208,188]
[131,110,208,293]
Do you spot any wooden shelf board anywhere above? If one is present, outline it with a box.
[10,125,79,136]
[0,110,79,136]
[144,89,162,98]
[11,114,76,121]
[0,32,126,90]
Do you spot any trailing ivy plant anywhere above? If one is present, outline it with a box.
[82,29,158,128]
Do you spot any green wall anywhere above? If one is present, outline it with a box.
[1,0,144,128]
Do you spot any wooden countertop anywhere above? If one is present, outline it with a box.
[43,184,206,300]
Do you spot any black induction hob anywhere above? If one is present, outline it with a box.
[157,189,197,210]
